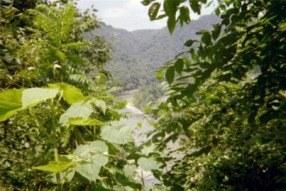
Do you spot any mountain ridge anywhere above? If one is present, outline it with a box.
[95,14,220,89]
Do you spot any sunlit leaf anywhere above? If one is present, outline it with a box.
[93,99,107,114]
[74,141,108,182]
[148,2,160,20]
[0,89,22,121]
[101,122,134,144]
[115,172,142,189]
[59,101,93,125]
[124,164,137,177]
[68,117,103,126]
[141,0,155,6]
[48,83,85,104]
[138,157,161,171]
[155,70,164,79]
[33,161,76,173]
[22,88,59,108]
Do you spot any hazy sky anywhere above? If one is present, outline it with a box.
[77,0,216,31]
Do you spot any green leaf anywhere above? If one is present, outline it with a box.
[167,16,176,34]
[201,32,212,45]
[141,144,155,155]
[138,157,161,171]
[115,172,142,189]
[92,184,112,191]
[141,0,154,6]
[165,66,175,84]
[148,2,161,20]
[0,89,22,121]
[184,39,196,47]
[155,70,164,79]
[59,101,93,125]
[93,99,107,114]
[52,168,75,184]
[101,122,134,144]
[74,141,108,182]
[68,117,104,126]
[187,146,212,157]
[179,6,190,25]
[33,161,76,173]
[212,24,221,40]
[22,88,59,108]
[200,62,211,69]
[190,0,201,14]
[48,83,85,104]
[123,164,137,177]
[174,58,184,74]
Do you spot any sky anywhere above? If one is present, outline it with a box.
[77,0,216,32]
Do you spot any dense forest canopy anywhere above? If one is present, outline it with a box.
[143,0,286,190]
[94,14,220,90]
[0,0,286,190]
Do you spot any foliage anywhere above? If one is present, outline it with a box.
[95,16,219,90]
[133,82,165,111]
[0,1,110,90]
[0,83,144,190]
[143,0,286,190]
[0,1,145,190]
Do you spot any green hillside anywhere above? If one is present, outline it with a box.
[95,14,220,90]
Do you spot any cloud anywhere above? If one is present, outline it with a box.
[77,0,215,31]
[78,0,166,31]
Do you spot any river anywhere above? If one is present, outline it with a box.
[116,91,160,187]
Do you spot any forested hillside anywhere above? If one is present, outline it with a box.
[94,14,220,89]
[1,0,285,190]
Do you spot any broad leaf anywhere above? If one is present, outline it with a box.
[52,168,75,184]
[184,39,196,47]
[123,164,137,177]
[101,122,134,144]
[138,157,161,171]
[141,0,154,6]
[201,32,212,45]
[167,16,176,34]
[179,6,190,25]
[74,141,108,182]
[148,2,160,20]
[48,83,85,104]
[212,24,221,40]
[174,58,184,74]
[22,88,59,108]
[33,161,76,173]
[165,66,175,84]
[59,101,93,125]
[115,172,142,189]
[190,0,201,14]
[93,99,107,114]
[164,0,178,18]
[0,89,22,121]
[68,117,103,126]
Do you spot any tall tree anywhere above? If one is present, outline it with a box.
[0,2,142,190]
[143,0,286,190]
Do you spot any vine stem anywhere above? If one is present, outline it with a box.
[50,99,61,188]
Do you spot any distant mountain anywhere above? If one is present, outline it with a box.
[94,14,220,90]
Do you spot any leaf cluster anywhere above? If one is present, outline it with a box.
[143,0,286,190]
